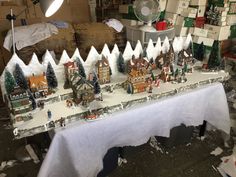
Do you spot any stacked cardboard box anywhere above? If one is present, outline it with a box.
[165,0,202,36]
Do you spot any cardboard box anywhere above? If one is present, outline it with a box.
[166,0,189,14]
[195,17,205,28]
[181,8,197,18]
[193,27,208,37]
[217,7,230,12]
[159,0,167,11]
[205,24,231,40]
[227,15,236,25]
[176,16,195,27]
[218,21,227,26]
[190,0,207,6]
[119,4,133,14]
[189,27,194,34]
[179,0,190,8]
[165,12,179,24]
[0,5,27,19]
[183,7,198,14]
[184,17,195,27]
[221,11,228,17]
[197,6,206,17]
[204,24,230,32]
[219,16,227,22]
[0,0,24,6]
[70,2,91,23]
[175,25,189,36]
[193,36,214,46]
[176,16,185,26]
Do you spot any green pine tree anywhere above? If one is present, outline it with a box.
[149,58,154,64]
[195,42,205,61]
[183,62,188,73]
[109,67,112,76]
[174,68,179,78]
[151,72,155,81]
[14,64,28,90]
[127,84,132,94]
[94,81,101,94]
[46,62,58,89]
[143,47,147,58]
[4,70,16,94]
[28,91,36,110]
[76,58,86,78]
[117,52,125,73]
[208,41,221,69]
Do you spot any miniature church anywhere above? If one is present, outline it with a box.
[71,72,95,106]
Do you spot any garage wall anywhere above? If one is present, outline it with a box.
[0,0,91,75]
[0,0,91,106]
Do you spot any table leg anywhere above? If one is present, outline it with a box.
[199,120,207,137]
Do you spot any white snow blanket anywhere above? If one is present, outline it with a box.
[4,23,58,51]
[38,83,230,177]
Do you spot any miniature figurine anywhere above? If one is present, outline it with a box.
[38,101,45,110]
[66,99,73,107]
[48,121,55,128]
[106,85,113,93]
[60,117,66,127]
[47,109,52,120]
[179,71,187,83]
[147,81,153,93]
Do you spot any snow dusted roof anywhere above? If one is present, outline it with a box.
[28,75,47,88]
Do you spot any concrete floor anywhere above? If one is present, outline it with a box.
[0,79,235,177]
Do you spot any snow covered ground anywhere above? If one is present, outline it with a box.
[13,69,229,138]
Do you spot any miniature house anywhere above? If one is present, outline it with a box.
[127,69,147,94]
[64,61,78,83]
[160,65,172,82]
[96,56,110,85]
[9,86,32,115]
[155,52,165,69]
[28,74,48,98]
[127,56,149,74]
[71,73,94,105]
[178,49,193,66]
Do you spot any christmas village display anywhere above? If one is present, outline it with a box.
[0,34,229,138]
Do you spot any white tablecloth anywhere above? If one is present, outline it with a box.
[38,83,230,177]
